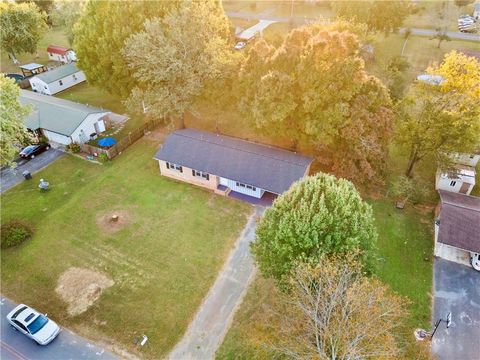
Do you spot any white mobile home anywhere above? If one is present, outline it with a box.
[19,90,110,145]
[29,63,85,95]
[47,45,77,63]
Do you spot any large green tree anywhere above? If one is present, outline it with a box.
[252,173,377,284]
[239,26,393,182]
[50,0,88,44]
[123,0,232,128]
[332,0,411,35]
[73,0,177,98]
[0,76,33,166]
[397,51,480,177]
[0,2,48,62]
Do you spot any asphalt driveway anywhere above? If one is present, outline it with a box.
[1,297,117,360]
[0,149,64,193]
[432,259,480,360]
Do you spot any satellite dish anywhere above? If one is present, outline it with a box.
[446,312,452,328]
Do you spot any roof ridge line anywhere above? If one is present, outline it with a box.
[175,131,310,167]
[443,201,480,212]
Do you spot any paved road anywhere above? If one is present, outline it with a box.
[399,27,480,42]
[227,11,480,42]
[0,297,117,360]
[0,149,64,193]
[168,206,264,360]
[431,259,480,360]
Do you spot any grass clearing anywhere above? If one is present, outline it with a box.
[217,198,434,359]
[1,138,251,358]
[0,26,69,74]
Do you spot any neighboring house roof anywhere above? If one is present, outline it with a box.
[19,90,108,136]
[19,63,45,71]
[47,45,70,55]
[154,129,313,194]
[438,190,480,253]
[34,63,82,84]
[416,74,445,85]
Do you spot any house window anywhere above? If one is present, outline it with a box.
[48,53,53,56]
[59,80,63,86]
[166,162,182,172]
[235,182,256,191]
[450,181,456,187]
[72,74,77,81]
[44,85,48,90]
[192,169,209,180]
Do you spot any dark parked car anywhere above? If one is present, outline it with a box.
[20,143,51,159]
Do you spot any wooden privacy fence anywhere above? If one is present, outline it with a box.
[80,117,163,159]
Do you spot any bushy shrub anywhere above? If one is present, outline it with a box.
[98,153,109,163]
[66,142,81,153]
[1,219,33,249]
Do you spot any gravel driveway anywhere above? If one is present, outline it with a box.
[1,149,64,193]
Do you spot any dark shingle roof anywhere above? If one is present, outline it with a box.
[154,129,313,194]
[438,190,480,253]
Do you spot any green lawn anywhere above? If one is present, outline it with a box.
[217,198,434,359]
[1,138,251,358]
[56,82,150,144]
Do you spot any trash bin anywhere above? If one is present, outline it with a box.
[22,170,32,180]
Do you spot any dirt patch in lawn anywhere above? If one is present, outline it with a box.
[96,210,131,233]
[56,267,114,316]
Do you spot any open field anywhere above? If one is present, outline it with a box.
[217,198,434,359]
[1,138,251,358]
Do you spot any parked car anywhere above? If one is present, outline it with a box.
[234,41,246,50]
[471,252,480,271]
[20,143,50,159]
[6,304,61,345]
[458,15,477,32]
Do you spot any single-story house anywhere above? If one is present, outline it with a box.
[19,63,47,78]
[434,190,480,268]
[19,90,110,145]
[47,45,77,63]
[29,63,86,95]
[436,165,476,195]
[154,129,313,204]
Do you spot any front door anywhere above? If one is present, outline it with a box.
[459,182,470,194]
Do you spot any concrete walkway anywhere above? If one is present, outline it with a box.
[168,206,264,360]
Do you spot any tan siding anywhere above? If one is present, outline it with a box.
[158,160,219,191]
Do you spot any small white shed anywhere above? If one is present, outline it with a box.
[436,165,476,195]
[29,63,85,95]
[19,90,110,145]
[47,45,77,63]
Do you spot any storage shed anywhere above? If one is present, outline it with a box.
[47,45,77,63]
